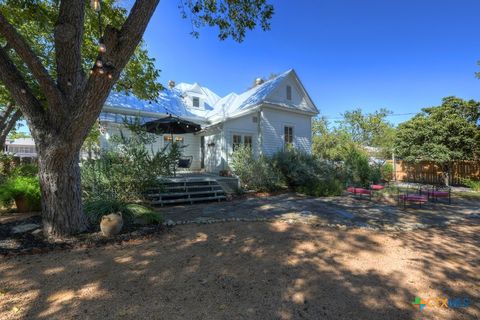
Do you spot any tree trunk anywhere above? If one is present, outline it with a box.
[442,163,451,186]
[37,141,88,237]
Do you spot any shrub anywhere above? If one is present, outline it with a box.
[84,197,162,229]
[230,145,282,192]
[0,175,41,211]
[297,177,344,197]
[343,146,371,187]
[84,197,132,226]
[271,148,319,189]
[11,164,38,177]
[462,178,480,192]
[380,162,394,181]
[81,119,180,202]
[125,203,163,224]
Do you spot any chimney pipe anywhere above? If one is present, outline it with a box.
[168,80,175,89]
[255,78,264,86]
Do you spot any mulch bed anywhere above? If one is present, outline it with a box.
[0,214,166,258]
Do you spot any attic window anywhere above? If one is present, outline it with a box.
[192,97,200,108]
[286,85,292,101]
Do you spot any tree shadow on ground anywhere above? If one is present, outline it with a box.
[0,221,478,320]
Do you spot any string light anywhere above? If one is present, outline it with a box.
[98,68,105,75]
[95,60,103,68]
[20,89,26,94]
[91,0,101,12]
[107,73,113,79]
[98,43,106,53]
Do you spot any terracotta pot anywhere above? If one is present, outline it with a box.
[14,196,41,213]
[14,196,30,213]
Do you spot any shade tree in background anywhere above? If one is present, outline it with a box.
[395,96,480,185]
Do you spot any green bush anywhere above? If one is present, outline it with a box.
[297,178,344,197]
[381,162,394,181]
[11,164,38,177]
[230,145,283,192]
[84,197,162,228]
[343,146,372,187]
[271,148,319,189]
[231,147,344,196]
[462,178,480,191]
[0,175,41,211]
[125,203,163,224]
[81,119,180,202]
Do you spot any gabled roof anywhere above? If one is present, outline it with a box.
[103,69,318,124]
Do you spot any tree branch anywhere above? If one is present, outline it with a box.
[70,0,160,141]
[54,0,86,99]
[0,45,47,128]
[0,108,22,150]
[0,12,64,110]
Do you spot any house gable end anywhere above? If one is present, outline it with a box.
[264,70,318,115]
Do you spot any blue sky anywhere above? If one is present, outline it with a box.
[138,0,480,125]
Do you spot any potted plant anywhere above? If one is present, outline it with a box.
[0,175,41,212]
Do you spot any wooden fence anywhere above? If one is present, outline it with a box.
[389,160,480,185]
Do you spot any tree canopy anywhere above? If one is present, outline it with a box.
[0,0,275,236]
[312,108,395,161]
[395,96,480,164]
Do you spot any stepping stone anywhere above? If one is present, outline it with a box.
[12,223,40,234]
[332,209,355,219]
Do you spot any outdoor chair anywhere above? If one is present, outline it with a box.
[177,155,193,169]
[397,187,428,209]
[427,186,451,204]
[346,186,372,200]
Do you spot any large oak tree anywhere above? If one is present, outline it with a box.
[0,0,273,237]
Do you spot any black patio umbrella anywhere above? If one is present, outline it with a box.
[142,114,202,139]
[142,114,202,176]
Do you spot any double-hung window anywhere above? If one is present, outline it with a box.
[284,126,293,148]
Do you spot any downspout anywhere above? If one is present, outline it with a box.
[257,108,263,157]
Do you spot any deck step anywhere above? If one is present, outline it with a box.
[151,195,226,205]
[149,177,227,206]
[147,190,225,198]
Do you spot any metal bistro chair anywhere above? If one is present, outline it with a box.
[177,155,193,170]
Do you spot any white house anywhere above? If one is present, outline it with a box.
[4,137,37,159]
[100,69,319,173]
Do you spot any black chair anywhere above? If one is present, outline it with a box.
[177,156,193,169]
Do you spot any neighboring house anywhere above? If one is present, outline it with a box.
[100,69,319,173]
[4,137,37,160]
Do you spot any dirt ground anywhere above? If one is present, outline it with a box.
[0,220,479,320]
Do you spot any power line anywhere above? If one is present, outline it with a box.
[322,112,417,120]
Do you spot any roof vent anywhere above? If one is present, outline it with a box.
[168,80,175,89]
[255,78,264,86]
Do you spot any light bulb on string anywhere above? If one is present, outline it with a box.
[98,43,106,53]
[98,68,105,75]
[91,0,101,12]
[95,60,103,68]
[107,73,113,79]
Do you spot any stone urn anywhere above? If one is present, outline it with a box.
[100,213,123,237]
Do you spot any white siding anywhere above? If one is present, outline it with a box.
[261,108,312,156]
[223,114,260,161]
[100,122,202,170]
[267,76,313,112]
